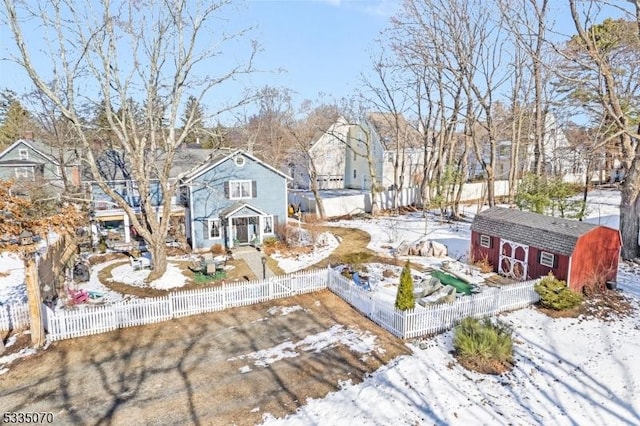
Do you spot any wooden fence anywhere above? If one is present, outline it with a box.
[326,268,540,339]
[0,303,30,331]
[42,269,327,341]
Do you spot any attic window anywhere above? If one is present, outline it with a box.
[540,251,555,268]
[234,156,245,167]
[480,234,491,248]
[19,149,29,160]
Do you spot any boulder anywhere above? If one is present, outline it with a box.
[418,276,443,296]
[418,285,457,306]
[395,240,410,256]
[428,241,448,258]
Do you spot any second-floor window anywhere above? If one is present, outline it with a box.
[18,149,29,160]
[229,180,252,199]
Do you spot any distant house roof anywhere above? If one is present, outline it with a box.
[0,139,82,166]
[471,207,602,256]
[365,112,421,150]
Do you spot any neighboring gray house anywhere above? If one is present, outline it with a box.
[180,149,290,251]
[0,139,81,192]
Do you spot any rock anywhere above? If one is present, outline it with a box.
[395,240,410,256]
[419,285,457,305]
[419,277,443,296]
[429,241,448,258]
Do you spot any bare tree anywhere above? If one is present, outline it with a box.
[360,50,416,212]
[246,86,295,166]
[3,0,256,280]
[286,101,341,219]
[388,0,468,215]
[563,0,640,259]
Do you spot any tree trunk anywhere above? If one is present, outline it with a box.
[25,254,45,348]
[620,165,640,260]
[310,185,326,219]
[486,166,496,208]
[147,240,169,282]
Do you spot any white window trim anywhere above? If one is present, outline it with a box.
[480,234,491,248]
[14,166,30,179]
[207,218,221,239]
[18,149,29,160]
[229,180,252,200]
[263,215,274,234]
[234,156,245,167]
[540,251,555,268]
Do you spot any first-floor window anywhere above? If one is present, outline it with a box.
[208,218,221,239]
[540,251,555,268]
[263,215,273,234]
[14,167,30,179]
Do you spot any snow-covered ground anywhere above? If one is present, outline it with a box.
[2,189,640,425]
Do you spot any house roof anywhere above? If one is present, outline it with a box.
[365,112,422,150]
[471,207,605,256]
[180,149,292,183]
[0,139,81,166]
[220,201,268,218]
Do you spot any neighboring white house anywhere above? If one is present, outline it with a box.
[289,116,351,190]
[290,112,424,192]
[468,112,582,181]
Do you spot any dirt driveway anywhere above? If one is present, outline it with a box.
[1,291,410,425]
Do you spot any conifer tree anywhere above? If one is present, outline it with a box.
[395,260,415,311]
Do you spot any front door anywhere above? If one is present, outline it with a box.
[233,218,249,244]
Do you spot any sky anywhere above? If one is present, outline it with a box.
[0,0,399,123]
[0,0,631,126]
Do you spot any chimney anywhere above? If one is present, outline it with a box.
[23,130,33,140]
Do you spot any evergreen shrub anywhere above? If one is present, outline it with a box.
[395,260,415,311]
[535,273,583,311]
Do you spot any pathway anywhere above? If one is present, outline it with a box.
[232,246,276,279]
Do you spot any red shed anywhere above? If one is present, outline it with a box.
[470,207,621,292]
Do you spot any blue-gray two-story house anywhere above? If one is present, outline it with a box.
[180,149,290,251]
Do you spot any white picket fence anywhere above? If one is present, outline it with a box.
[326,268,540,339]
[42,269,328,341]
[0,303,30,331]
[39,266,539,341]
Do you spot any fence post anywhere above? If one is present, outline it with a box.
[168,293,174,319]
[222,281,227,310]
[268,278,274,298]
[326,266,332,290]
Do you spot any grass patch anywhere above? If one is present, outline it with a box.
[453,317,514,375]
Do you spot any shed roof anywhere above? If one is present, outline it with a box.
[471,207,602,256]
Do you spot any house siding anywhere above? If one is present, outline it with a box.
[189,153,288,250]
[568,228,620,291]
[470,231,500,267]
[0,141,58,180]
[527,247,570,282]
